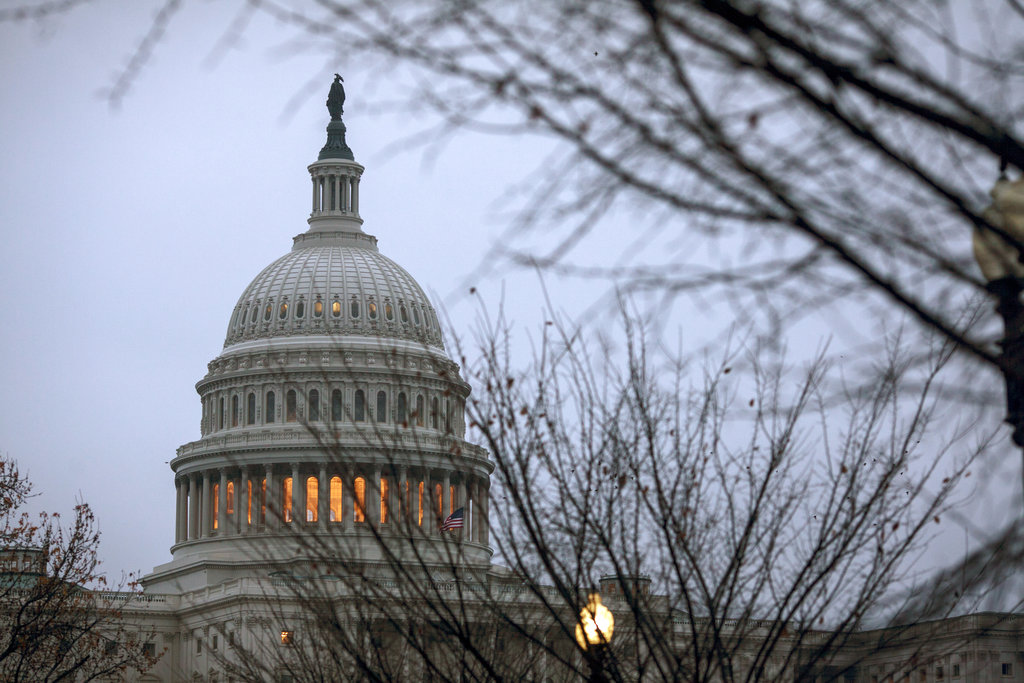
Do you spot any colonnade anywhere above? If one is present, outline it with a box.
[311,169,360,216]
[174,463,489,546]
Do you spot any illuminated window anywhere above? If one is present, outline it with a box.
[331,300,341,317]
[435,483,443,522]
[266,392,275,423]
[397,392,408,425]
[354,390,365,422]
[430,397,439,429]
[308,389,320,421]
[286,390,297,422]
[350,299,360,318]
[226,482,235,515]
[380,478,389,524]
[264,303,272,321]
[247,480,253,525]
[400,304,408,323]
[385,302,394,320]
[330,476,342,522]
[231,395,239,427]
[313,300,323,318]
[260,479,266,525]
[247,393,256,425]
[376,391,387,423]
[415,395,424,426]
[295,300,305,319]
[353,477,366,523]
[450,485,455,515]
[279,302,288,320]
[283,477,292,523]
[412,305,420,325]
[213,484,219,530]
[280,631,294,646]
[418,482,423,526]
[368,301,378,320]
[306,477,318,522]
[331,389,342,421]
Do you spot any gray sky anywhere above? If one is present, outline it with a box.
[0,1,1018,590]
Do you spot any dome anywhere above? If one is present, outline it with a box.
[223,238,444,350]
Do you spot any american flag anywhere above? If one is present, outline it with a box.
[440,507,464,531]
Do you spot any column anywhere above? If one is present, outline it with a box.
[480,481,489,546]
[334,175,342,212]
[218,470,228,535]
[265,464,277,530]
[428,471,438,537]
[311,176,318,213]
[370,465,381,527]
[352,177,359,214]
[200,471,212,537]
[240,468,250,534]
[318,466,328,530]
[442,471,451,527]
[291,463,303,527]
[344,466,354,532]
[457,479,467,542]
[188,474,198,540]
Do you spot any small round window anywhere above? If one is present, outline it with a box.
[332,300,341,317]
[350,300,360,318]
[400,305,408,323]
[314,300,323,318]
[295,301,305,319]
[264,304,273,321]
[385,303,394,321]
[279,302,288,319]
[367,301,378,320]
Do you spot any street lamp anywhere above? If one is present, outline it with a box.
[973,171,1024,449]
[575,592,615,683]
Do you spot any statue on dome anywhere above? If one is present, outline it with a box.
[327,74,346,120]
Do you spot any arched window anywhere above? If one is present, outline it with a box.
[430,397,439,429]
[444,399,452,433]
[265,391,276,423]
[279,302,288,320]
[283,477,293,523]
[295,300,305,319]
[380,478,389,524]
[264,303,272,321]
[331,389,342,421]
[313,300,323,318]
[350,299,360,318]
[415,395,424,427]
[260,479,266,525]
[367,301,378,320]
[218,397,225,430]
[435,483,443,523]
[418,482,424,527]
[247,393,256,425]
[308,389,320,421]
[306,477,318,522]
[231,395,239,427]
[385,302,394,321]
[331,300,341,317]
[397,392,408,425]
[246,480,253,525]
[286,390,297,422]
[330,476,342,522]
[354,390,365,422]
[400,304,408,323]
[376,391,387,423]
[412,306,421,325]
[226,482,235,515]
[353,477,366,523]
[250,305,258,323]
[213,483,220,530]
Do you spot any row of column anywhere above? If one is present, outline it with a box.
[311,172,359,215]
[174,464,489,545]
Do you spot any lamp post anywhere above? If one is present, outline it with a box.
[575,592,615,683]
[973,172,1024,454]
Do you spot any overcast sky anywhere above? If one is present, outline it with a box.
[0,1,1018,589]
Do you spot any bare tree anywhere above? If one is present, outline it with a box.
[0,456,157,682]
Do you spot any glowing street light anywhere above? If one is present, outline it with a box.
[576,592,614,682]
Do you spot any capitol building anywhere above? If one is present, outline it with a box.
[108,81,1023,682]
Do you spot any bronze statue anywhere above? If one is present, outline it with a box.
[327,74,346,120]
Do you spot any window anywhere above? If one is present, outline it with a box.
[400,304,408,323]
[278,302,288,319]
[418,482,424,526]
[309,389,320,421]
[219,397,225,429]
[397,392,408,425]
[350,299,360,318]
[354,390,365,422]
[331,389,342,421]
[331,299,341,317]
[266,391,276,423]
[330,476,342,522]
[280,630,294,646]
[415,395,424,426]
[264,303,272,321]
[380,478,389,524]
[413,306,421,325]
[435,483,443,522]
[952,664,960,677]
[283,477,292,523]
[450,485,455,516]
[212,634,219,651]
[250,305,258,323]
[295,300,305,319]
[231,395,239,427]
[226,482,234,514]
[444,399,452,432]
[936,666,944,680]
[385,302,394,320]
[247,480,253,524]
[376,391,387,423]
[196,636,202,654]
[430,397,439,429]
[368,301,378,319]
[306,477,317,522]
[354,477,366,522]
[213,484,219,530]
[313,300,323,318]
[1002,663,1013,677]
[247,393,256,425]
[286,390,297,422]
[142,642,156,657]
[260,479,266,525]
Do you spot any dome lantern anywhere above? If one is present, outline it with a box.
[306,75,365,238]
